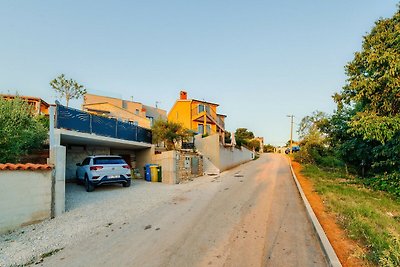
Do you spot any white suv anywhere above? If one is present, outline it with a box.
[76,155,131,192]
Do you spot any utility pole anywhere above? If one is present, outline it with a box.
[287,115,294,154]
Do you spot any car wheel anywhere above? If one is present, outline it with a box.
[84,175,95,192]
[123,179,131,188]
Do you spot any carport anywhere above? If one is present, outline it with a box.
[58,128,153,181]
[48,104,155,215]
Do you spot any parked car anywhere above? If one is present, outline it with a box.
[76,155,131,192]
[285,146,300,154]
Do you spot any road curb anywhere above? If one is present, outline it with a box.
[288,159,342,267]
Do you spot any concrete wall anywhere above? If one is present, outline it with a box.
[219,145,253,171]
[195,134,253,172]
[194,134,220,167]
[152,150,177,184]
[136,146,156,179]
[0,170,52,234]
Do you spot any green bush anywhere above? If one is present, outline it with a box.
[363,173,400,198]
[0,97,48,163]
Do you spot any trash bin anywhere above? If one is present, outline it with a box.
[150,165,159,182]
[144,164,152,182]
[157,166,162,182]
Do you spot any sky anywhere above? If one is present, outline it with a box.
[0,1,398,146]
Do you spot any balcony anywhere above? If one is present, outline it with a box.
[56,104,152,144]
[191,104,225,130]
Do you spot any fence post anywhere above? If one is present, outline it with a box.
[115,119,118,138]
[89,114,92,133]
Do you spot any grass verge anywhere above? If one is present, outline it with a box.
[301,164,400,266]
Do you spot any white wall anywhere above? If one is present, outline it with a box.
[0,170,52,234]
[195,134,253,172]
[194,134,220,167]
[219,145,253,171]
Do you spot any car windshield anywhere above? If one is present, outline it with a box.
[93,157,126,165]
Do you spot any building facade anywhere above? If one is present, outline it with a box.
[168,91,226,143]
[1,94,50,115]
[82,94,167,129]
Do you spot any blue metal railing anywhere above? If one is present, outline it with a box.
[56,104,152,144]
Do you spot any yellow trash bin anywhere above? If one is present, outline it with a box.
[150,165,159,182]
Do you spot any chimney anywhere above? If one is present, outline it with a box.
[180,91,187,100]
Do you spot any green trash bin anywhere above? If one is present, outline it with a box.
[157,166,162,182]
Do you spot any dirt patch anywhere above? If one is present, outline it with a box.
[291,161,368,267]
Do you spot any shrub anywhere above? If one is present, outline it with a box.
[0,97,47,163]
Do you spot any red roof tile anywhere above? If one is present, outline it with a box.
[0,163,53,171]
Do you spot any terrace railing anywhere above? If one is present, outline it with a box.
[55,104,152,144]
[191,104,225,129]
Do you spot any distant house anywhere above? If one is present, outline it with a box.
[0,94,50,115]
[168,91,226,143]
[254,137,264,153]
[82,94,167,129]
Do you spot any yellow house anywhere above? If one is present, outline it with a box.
[83,94,167,129]
[168,91,226,142]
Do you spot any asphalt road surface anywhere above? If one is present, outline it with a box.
[41,154,328,267]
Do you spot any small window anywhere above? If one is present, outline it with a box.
[122,100,127,109]
[206,125,211,134]
[135,109,139,115]
[82,158,91,166]
[198,104,205,113]
[147,116,154,126]
[198,124,204,134]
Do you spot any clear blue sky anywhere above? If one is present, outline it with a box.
[0,1,398,146]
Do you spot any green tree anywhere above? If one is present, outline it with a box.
[295,111,331,164]
[234,128,254,147]
[224,131,232,144]
[151,120,193,150]
[0,97,47,163]
[331,7,400,177]
[333,7,400,144]
[50,74,87,107]
[263,144,275,153]
[247,139,261,152]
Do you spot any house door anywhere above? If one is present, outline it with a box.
[198,124,204,135]
[191,157,199,174]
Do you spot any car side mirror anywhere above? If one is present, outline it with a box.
[76,163,81,166]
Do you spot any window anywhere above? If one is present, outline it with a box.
[122,100,127,109]
[82,158,91,166]
[198,124,204,134]
[135,109,139,115]
[147,116,154,126]
[198,104,205,113]
[93,157,126,165]
[206,125,211,134]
